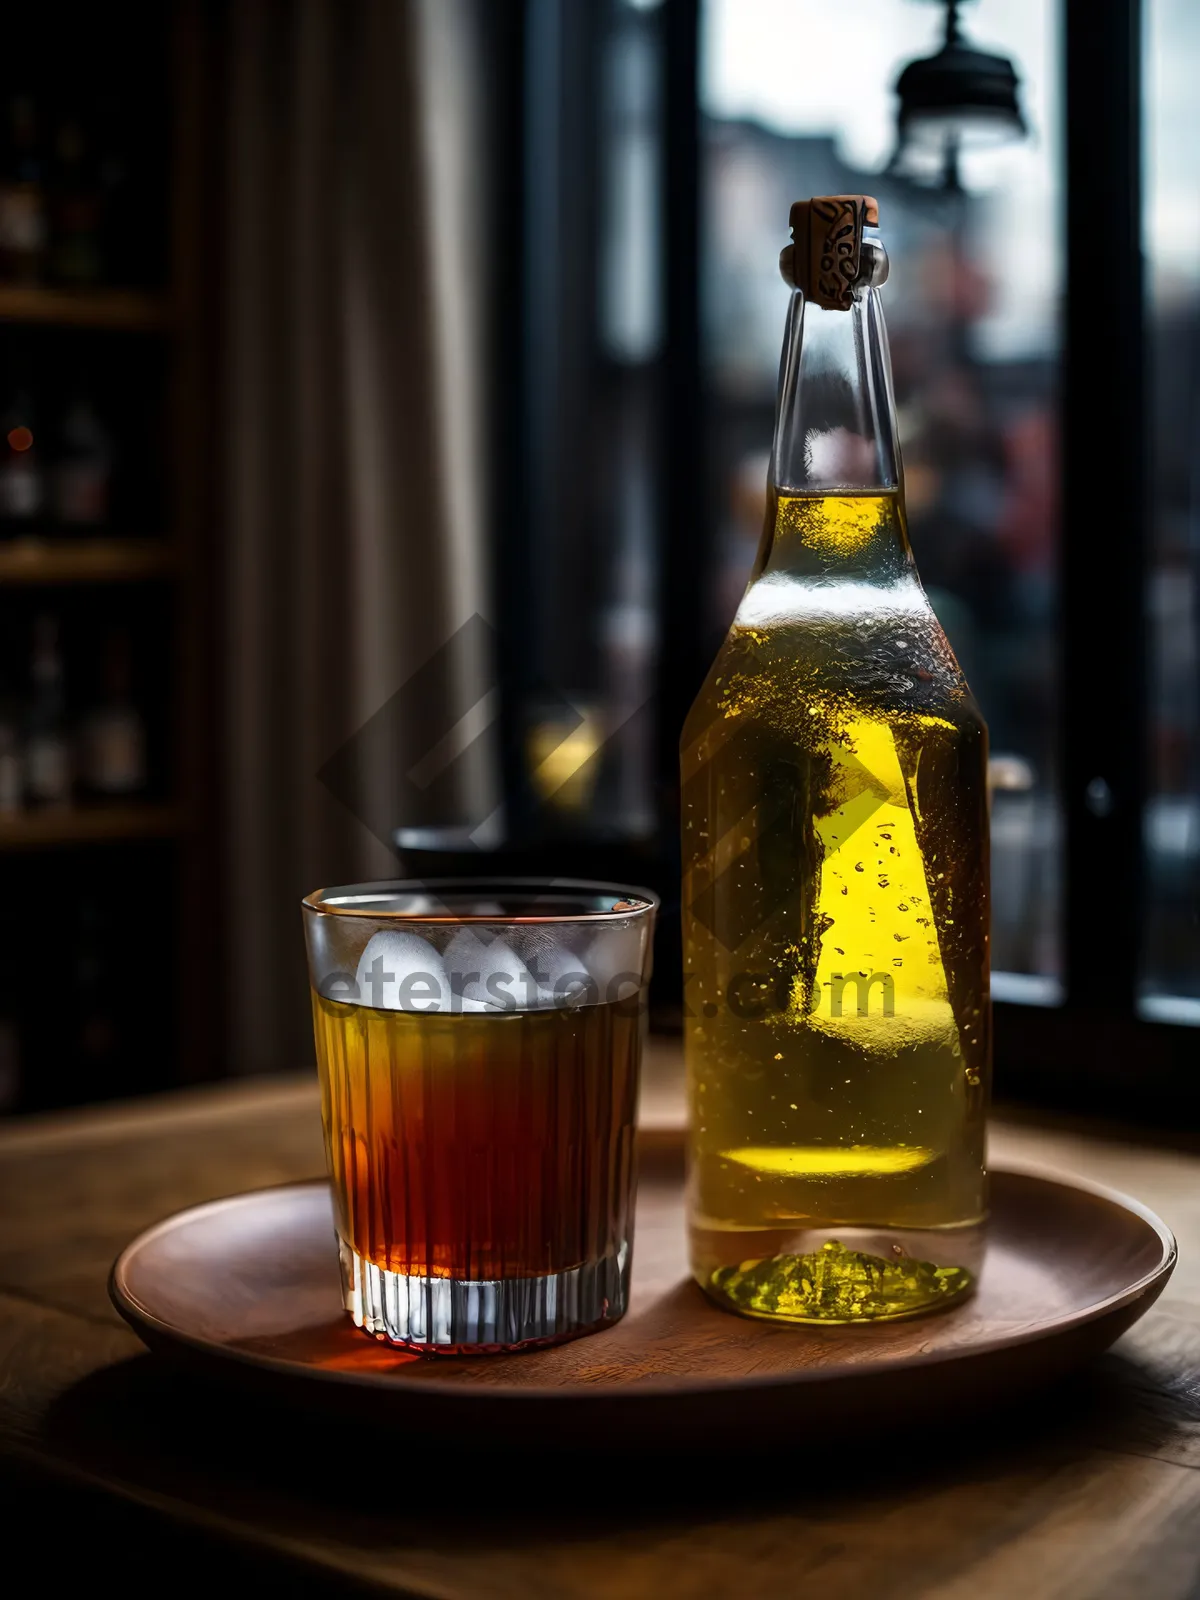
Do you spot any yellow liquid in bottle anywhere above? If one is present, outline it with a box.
[682,492,989,1323]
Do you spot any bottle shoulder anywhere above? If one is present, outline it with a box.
[682,589,984,751]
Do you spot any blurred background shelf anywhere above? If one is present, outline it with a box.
[0,539,176,584]
[0,5,217,1117]
[0,803,184,850]
[0,286,170,331]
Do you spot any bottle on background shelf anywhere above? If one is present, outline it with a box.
[0,694,23,815]
[0,94,47,285]
[0,898,19,1111]
[80,627,146,798]
[0,1014,19,1110]
[96,94,135,287]
[0,387,44,526]
[52,390,112,527]
[48,117,103,287]
[25,613,71,808]
[73,894,118,1082]
[0,975,19,1112]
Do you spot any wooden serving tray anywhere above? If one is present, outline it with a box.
[110,1151,1174,1448]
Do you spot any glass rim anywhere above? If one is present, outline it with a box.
[301,876,660,926]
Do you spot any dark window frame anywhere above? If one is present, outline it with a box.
[497,0,1193,1117]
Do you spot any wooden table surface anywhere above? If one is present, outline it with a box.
[3,1043,1200,1599]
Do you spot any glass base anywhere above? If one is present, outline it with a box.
[692,1222,984,1325]
[338,1236,631,1353]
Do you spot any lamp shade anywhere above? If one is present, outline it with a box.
[895,35,1025,157]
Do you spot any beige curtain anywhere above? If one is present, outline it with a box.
[220,0,498,1076]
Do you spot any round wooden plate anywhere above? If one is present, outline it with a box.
[110,1160,1175,1447]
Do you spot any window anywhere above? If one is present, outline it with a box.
[700,0,1063,1002]
[497,0,1200,1098]
[1142,0,1200,1023]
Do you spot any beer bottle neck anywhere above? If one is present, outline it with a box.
[754,268,913,587]
[770,278,901,499]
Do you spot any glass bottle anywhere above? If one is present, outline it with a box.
[80,628,146,797]
[681,196,990,1323]
[0,705,23,815]
[0,95,48,287]
[0,386,44,527]
[26,613,72,809]
[49,118,104,288]
[52,388,112,527]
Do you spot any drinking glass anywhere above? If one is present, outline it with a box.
[301,878,657,1353]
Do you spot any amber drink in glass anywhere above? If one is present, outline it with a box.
[302,880,656,1353]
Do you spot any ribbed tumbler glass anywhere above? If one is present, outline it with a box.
[301,879,657,1354]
